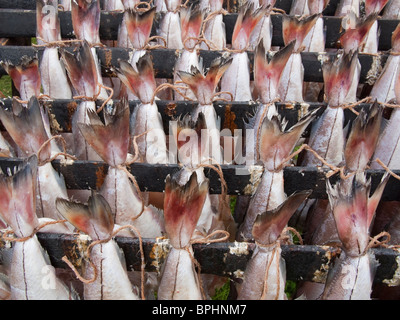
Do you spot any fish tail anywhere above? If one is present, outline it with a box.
[0,155,39,237]
[282,13,320,51]
[392,23,400,55]
[1,57,41,101]
[36,0,61,43]
[307,0,329,14]
[163,172,208,249]
[124,7,156,49]
[232,4,266,50]
[365,0,390,15]
[56,191,114,240]
[180,5,204,48]
[344,101,383,171]
[61,40,98,97]
[71,0,100,44]
[252,190,312,245]
[77,99,130,166]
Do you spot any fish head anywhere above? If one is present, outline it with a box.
[163,171,208,249]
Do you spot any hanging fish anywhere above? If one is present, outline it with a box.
[237,190,311,300]
[158,172,208,300]
[238,110,317,241]
[0,97,72,229]
[71,0,108,99]
[290,0,310,15]
[36,0,72,99]
[77,99,164,238]
[278,14,319,103]
[335,0,359,17]
[0,155,76,300]
[173,5,204,101]
[321,172,389,300]
[56,192,141,300]
[220,4,266,101]
[157,0,183,49]
[248,0,276,51]
[61,40,102,161]
[200,0,226,51]
[116,54,168,164]
[383,0,400,18]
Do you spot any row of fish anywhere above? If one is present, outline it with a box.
[0,0,399,300]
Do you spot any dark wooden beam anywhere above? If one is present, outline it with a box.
[0,231,390,284]
[0,46,390,84]
[0,9,397,50]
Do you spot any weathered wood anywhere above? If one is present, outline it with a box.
[0,9,398,50]
[0,232,386,284]
[0,46,390,85]
[0,158,398,200]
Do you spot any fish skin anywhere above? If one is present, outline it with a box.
[383,0,400,18]
[158,172,208,300]
[336,0,360,17]
[56,193,140,300]
[303,0,329,52]
[321,172,389,300]
[104,0,125,10]
[278,14,319,103]
[0,156,75,300]
[36,0,61,44]
[290,0,310,15]
[238,111,317,241]
[237,190,311,300]
[158,11,183,49]
[249,2,275,51]
[200,3,226,51]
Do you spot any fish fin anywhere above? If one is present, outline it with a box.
[180,5,204,47]
[339,14,378,53]
[0,155,38,237]
[0,97,50,160]
[71,0,100,44]
[36,0,61,42]
[365,0,390,15]
[367,172,390,228]
[78,99,130,166]
[55,197,92,236]
[344,101,382,171]
[163,171,208,248]
[1,56,41,100]
[259,109,317,170]
[322,50,358,106]
[87,191,115,237]
[254,40,295,101]
[252,190,312,244]
[124,7,156,49]
[282,13,320,50]
[61,40,98,97]
[232,4,266,50]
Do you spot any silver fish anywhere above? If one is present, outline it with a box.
[0,156,76,300]
[56,192,140,300]
[200,0,226,51]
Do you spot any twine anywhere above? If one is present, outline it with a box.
[62,224,146,300]
[2,219,68,242]
[374,158,400,181]
[37,135,77,166]
[151,83,194,104]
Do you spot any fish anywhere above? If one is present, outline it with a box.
[320,171,389,300]
[370,22,400,103]
[116,54,168,164]
[61,40,102,161]
[383,0,400,18]
[301,50,358,167]
[77,99,165,238]
[237,190,312,300]
[71,0,108,100]
[157,0,183,49]
[59,0,71,11]
[200,0,226,51]
[237,110,317,241]
[104,0,125,10]
[157,171,208,300]
[56,192,140,300]
[220,4,266,101]
[36,0,72,99]
[290,0,310,15]
[362,0,390,53]
[0,97,72,229]
[173,5,204,101]
[335,0,359,17]
[278,14,319,103]
[0,155,76,300]
[248,0,276,51]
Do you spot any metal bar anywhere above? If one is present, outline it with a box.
[0,158,398,199]
[0,46,390,84]
[0,231,392,284]
[0,9,398,50]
